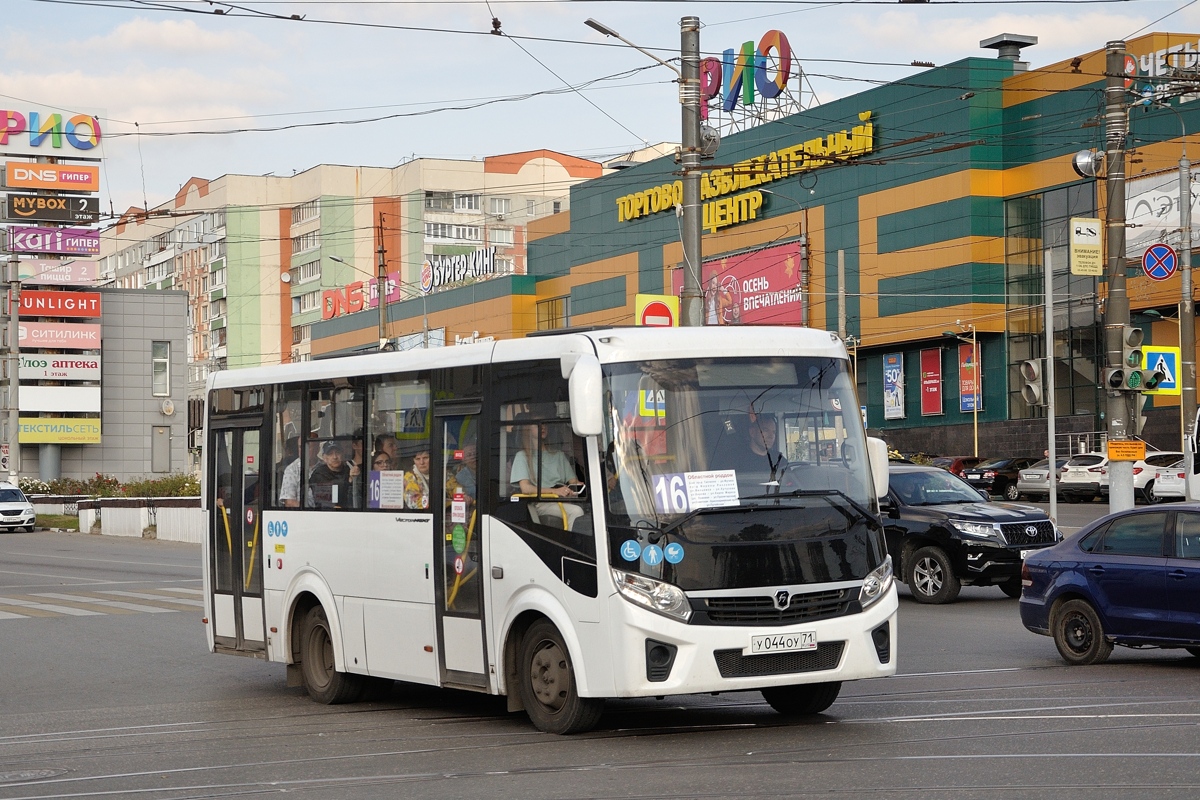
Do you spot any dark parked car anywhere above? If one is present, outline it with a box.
[881,465,1060,604]
[930,456,984,477]
[1020,505,1200,665]
[962,457,1039,501]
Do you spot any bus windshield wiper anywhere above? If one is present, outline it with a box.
[741,488,877,526]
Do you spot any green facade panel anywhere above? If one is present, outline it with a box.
[878,262,1004,316]
[225,208,262,369]
[571,276,626,316]
[877,196,1003,255]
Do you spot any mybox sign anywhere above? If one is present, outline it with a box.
[20,354,100,381]
[5,193,99,223]
[0,108,103,159]
[7,226,100,255]
[5,162,99,192]
[19,290,101,318]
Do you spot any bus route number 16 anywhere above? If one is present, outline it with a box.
[652,473,689,514]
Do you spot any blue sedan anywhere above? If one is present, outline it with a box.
[1020,505,1200,665]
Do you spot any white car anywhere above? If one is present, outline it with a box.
[1151,459,1187,501]
[1097,451,1183,503]
[1059,454,1106,502]
[0,482,36,531]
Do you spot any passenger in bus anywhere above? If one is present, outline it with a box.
[370,451,393,471]
[373,434,399,465]
[404,448,431,510]
[511,423,584,530]
[455,441,478,501]
[275,437,299,494]
[308,440,358,509]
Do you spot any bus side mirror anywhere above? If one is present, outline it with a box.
[565,353,603,437]
[867,437,889,500]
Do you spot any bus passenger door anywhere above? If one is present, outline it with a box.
[433,408,488,689]
[209,423,266,654]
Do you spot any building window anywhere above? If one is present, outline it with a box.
[292,324,312,345]
[552,201,562,214]
[497,256,515,274]
[151,341,170,396]
[454,193,480,212]
[210,211,226,230]
[210,328,227,349]
[424,191,453,211]
[489,197,511,216]
[292,291,320,315]
[424,222,480,242]
[537,296,570,331]
[211,267,227,288]
[210,239,226,259]
[526,199,536,217]
[291,199,320,226]
[152,232,171,251]
[291,230,320,253]
[210,298,227,318]
[290,259,321,285]
[489,227,514,246]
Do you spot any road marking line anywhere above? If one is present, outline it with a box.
[98,590,204,607]
[34,593,175,613]
[156,587,203,595]
[0,598,103,616]
[0,609,29,619]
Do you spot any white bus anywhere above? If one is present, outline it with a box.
[202,326,897,734]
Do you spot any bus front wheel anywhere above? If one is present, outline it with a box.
[761,681,841,716]
[300,605,364,704]
[517,619,603,734]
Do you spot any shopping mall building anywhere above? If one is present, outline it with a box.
[312,32,1200,456]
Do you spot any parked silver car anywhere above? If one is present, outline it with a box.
[1016,457,1068,501]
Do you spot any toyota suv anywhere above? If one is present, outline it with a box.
[881,465,1060,604]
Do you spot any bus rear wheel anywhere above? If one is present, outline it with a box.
[300,605,364,704]
[518,619,603,734]
[761,681,842,716]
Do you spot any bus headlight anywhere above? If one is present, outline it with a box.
[612,569,691,622]
[859,555,893,610]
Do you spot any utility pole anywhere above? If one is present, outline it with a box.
[1104,40,1135,512]
[6,252,19,483]
[376,214,388,350]
[1181,144,1197,498]
[679,15,703,327]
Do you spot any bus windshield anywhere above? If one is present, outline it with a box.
[602,356,873,528]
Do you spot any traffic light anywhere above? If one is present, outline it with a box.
[1020,359,1045,405]
[1143,363,1166,391]
[1121,325,1144,371]
[1103,326,1147,392]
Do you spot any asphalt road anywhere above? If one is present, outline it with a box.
[2,514,1200,800]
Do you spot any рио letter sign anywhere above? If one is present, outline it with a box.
[0,109,103,157]
[700,30,792,118]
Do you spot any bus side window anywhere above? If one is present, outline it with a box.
[274,387,304,508]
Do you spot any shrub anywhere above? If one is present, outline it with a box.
[18,477,50,495]
[121,473,201,498]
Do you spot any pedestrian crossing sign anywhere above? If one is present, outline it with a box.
[1142,346,1181,396]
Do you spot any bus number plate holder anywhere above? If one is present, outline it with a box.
[747,631,816,655]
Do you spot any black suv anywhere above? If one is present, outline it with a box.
[881,465,1060,604]
[961,457,1039,501]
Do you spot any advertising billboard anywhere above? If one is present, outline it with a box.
[20,290,101,318]
[920,348,943,416]
[18,321,101,349]
[5,193,99,223]
[19,417,101,444]
[1126,171,1199,260]
[672,242,805,325]
[0,108,104,159]
[7,226,100,256]
[883,353,905,420]
[4,162,99,192]
[19,354,101,381]
[19,386,101,413]
[17,259,97,286]
[958,343,981,413]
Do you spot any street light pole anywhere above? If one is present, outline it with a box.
[1104,40,1136,513]
[971,324,979,458]
[585,16,703,326]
